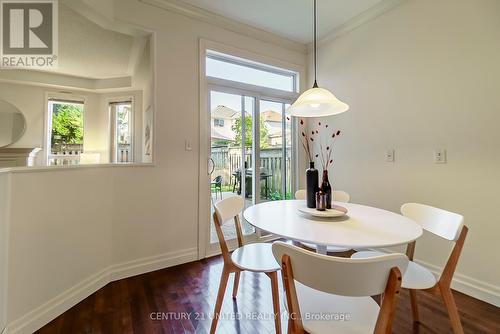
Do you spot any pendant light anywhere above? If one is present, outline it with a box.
[288,0,349,117]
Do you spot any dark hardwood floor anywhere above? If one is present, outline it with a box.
[37,254,499,334]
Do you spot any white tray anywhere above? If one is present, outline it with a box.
[298,205,348,218]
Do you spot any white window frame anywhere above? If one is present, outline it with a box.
[206,49,299,93]
[44,93,86,166]
[198,39,305,259]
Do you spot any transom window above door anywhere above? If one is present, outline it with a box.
[206,50,299,92]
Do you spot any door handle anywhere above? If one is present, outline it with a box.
[208,158,215,175]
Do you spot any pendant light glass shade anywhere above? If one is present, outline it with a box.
[288,0,349,117]
[288,87,349,117]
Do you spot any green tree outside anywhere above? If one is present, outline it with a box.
[231,115,269,148]
[51,104,84,147]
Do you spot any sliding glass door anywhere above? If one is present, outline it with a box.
[258,100,293,202]
[207,87,295,249]
[209,90,256,245]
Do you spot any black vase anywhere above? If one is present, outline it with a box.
[321,170,332,209]
[306,162,319,208]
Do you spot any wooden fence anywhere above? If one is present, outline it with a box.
[211,146,291,196]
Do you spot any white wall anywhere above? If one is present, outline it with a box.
[311,0,500,304]
[0,0,307,333]
[0,173,10,333]
[0,114,14,145]
[0,83,47,152]
[0,112,26,145]
[7,168,114,321]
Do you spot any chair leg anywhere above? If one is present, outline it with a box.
[210,269,230,334]
[232,272,240,299]
[268,271,282,334]
[288,318,294,334]
[440,286,464,334]
[409,289,419,323]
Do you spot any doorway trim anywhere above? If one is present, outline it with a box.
[198,39,305,259]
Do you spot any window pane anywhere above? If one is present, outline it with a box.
[285,103,292,196]
[259,100,291,202]
[114,103,133,163]
[209,91,255,244]
[49,101,84,166]
[206,55,295,92]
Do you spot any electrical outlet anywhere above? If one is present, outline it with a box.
[386,149,395,162]
[434,149,446,164]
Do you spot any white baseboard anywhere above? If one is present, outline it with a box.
[109,248,198,282]
[375,248,500,307]
[414,259,500,307]
[5,247,198,334]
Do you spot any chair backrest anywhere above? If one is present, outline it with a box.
[214,195,243,223]
[274,241,406,334]
[213,196,245,265]
[294,189,306,200]
[401,203,464,241]
[213,175,222,184]
[295,189,350,203]
[333,190,350,203]
[401,203,468,287]
[272,241,408,297]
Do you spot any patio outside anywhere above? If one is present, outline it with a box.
[209,99,293,243]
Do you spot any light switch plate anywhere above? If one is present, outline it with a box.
[386,149,395,162]
[185,139,192,151]
[434,149,446,164]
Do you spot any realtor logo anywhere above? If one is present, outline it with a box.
[0,0,58,68]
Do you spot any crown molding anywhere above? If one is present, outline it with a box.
[316,0,408,49]
[0,70,132,92]
[138,0,307,54]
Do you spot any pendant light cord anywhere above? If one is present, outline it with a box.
[313,0,318,88]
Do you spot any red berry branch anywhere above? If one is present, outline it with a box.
[299,119,315,161]
[299,118,341,170]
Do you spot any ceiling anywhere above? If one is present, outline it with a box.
[179,0,385,43]
[55,4,136,79]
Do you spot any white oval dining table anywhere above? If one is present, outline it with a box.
[243,200,423,254]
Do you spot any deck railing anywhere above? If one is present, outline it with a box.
[49,144,83,166]
[116,144,132,163]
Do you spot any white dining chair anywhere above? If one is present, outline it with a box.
[351,203,468,333]
[210,195,282,334]
[295,189,351,253]
[272,241,408,334]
